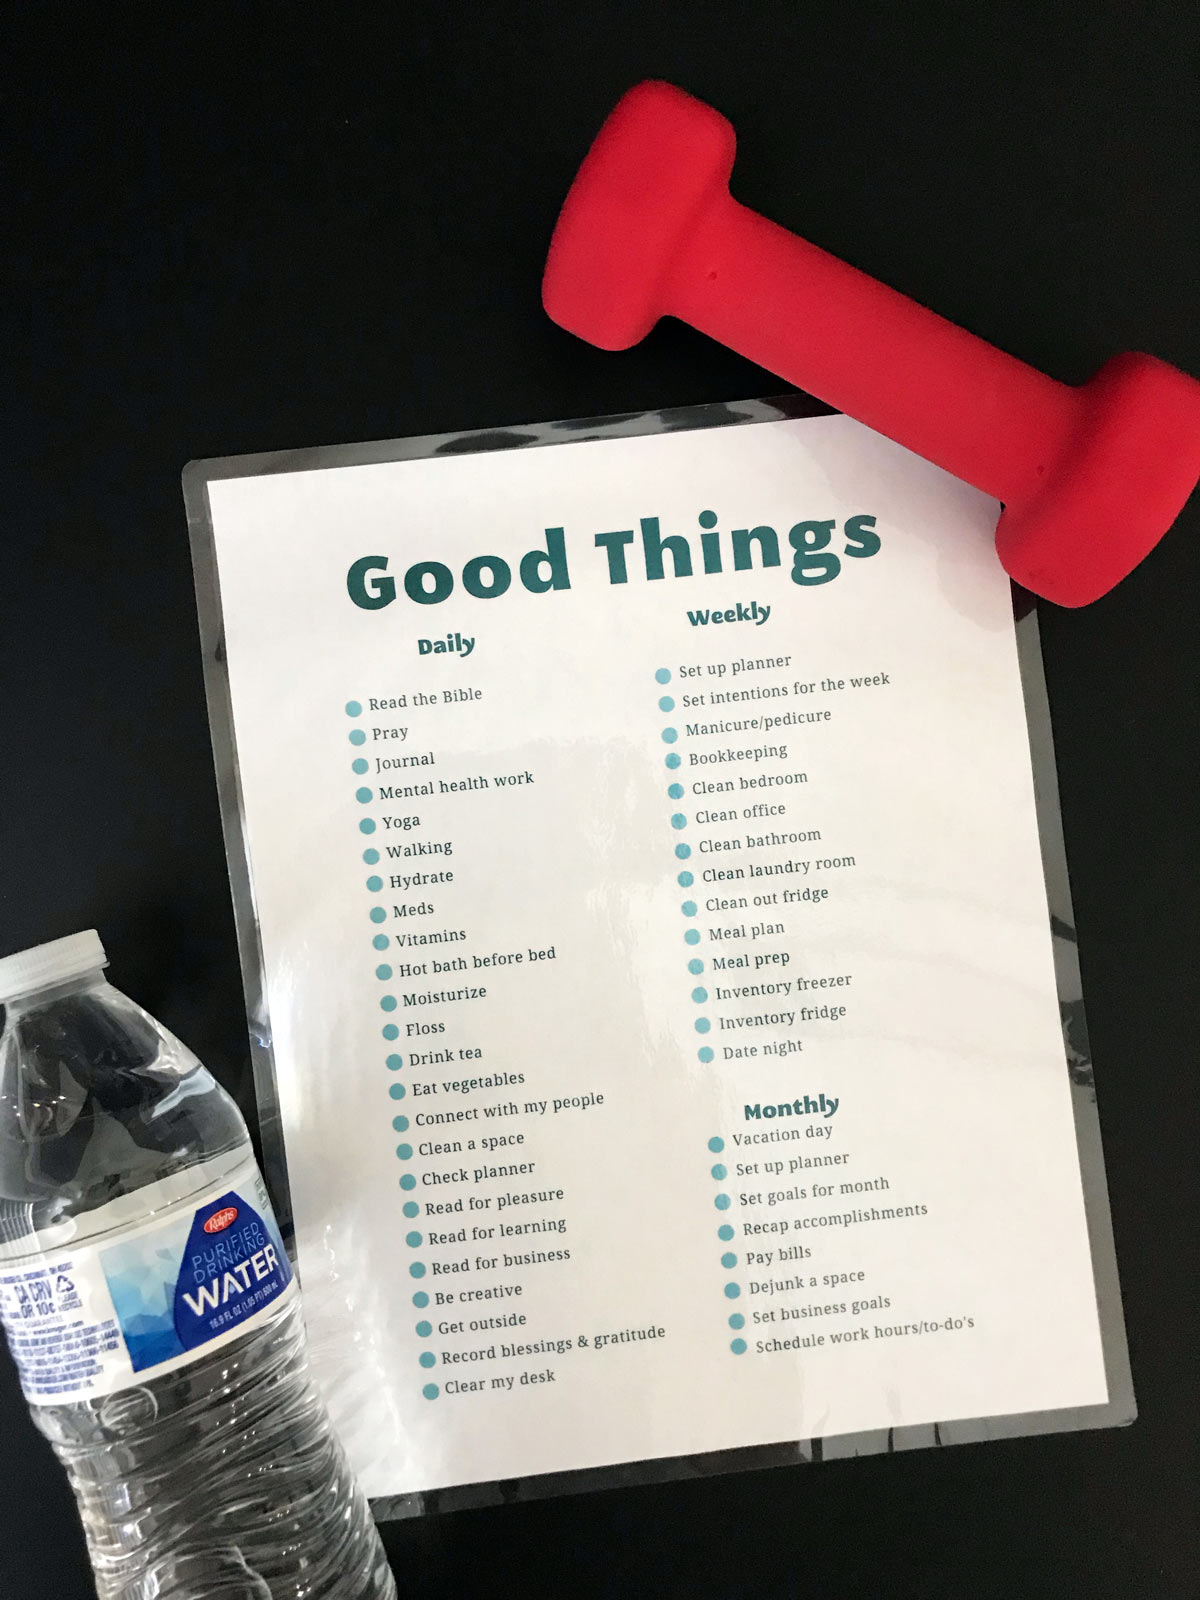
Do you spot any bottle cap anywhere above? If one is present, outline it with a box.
[0,930,108,1005]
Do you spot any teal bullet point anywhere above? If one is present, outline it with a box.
[695,1017,710,1033]
[689,958,704,974]
[367,875,383,892]
[675,843,691,859]
[728,1313,745,1329]
[359,818,376,834]
[383,1024,400,1040]
[406,1232,423,1248]
[373,933,389,950]
[715,1192,731,1210]
[423,1383,439,1400]
[413,1290,429,1307]
[730,1338,747,1355]
[376,963,393,979]
[721,1252,737,1268]
[389,1083,406,1100]
[370,906,386,923]
[404,1202,420,1219]
[400,1174,417,1191]
[661,727,678,744]
[668,782,684,800]
[692,987,708,1003]
[698,1046,714,1063]
[658,696,675,712]
[387,1054,404,1070]
[352,758,369,775]
[671,813,687,829]
[711,1164,727,1180]
[393,1115,408,1131]
[724,1282,741,1299]
[345,701,362,717]
[655,668,671,684]
[363,848,380,864]
[356,787,372,803]
[678,871,694,888]
[381,995,397,1012]
[349,728,367,746]
[665,752,681,769]
[419,1351,436,1369]
[685,929,701,945]
[396,1144,412,1160]
[682,901,697,917]
[409,1262,426,1279]
[415,1320,432,1336]
[708,1137,724,1153]
[718,1224,734,1241]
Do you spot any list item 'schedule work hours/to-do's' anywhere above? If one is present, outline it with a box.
[188,407,1126,1503]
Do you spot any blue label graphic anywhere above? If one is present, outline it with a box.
[173,1190,292,1354]
[101,1184,293,1374]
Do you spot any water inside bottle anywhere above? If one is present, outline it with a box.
[0,946,395,1600]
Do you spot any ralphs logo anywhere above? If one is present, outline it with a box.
[203,1206,239,1235]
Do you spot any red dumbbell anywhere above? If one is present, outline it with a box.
[543,80,1200,607]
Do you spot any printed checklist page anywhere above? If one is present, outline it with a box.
[202,414,1108,1496]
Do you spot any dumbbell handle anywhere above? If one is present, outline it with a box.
[671,196,1076,504]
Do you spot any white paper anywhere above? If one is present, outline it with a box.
[203,415,1108,1497]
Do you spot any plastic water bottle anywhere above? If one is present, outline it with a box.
[0,931,396,1600]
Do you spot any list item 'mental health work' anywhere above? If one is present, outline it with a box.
[198,413,1109,1498]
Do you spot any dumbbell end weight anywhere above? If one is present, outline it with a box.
[996,351,1200,606]
[543,80,1200,606]
[543,81,737,352]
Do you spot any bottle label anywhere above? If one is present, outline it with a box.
[0,1160,295,1405]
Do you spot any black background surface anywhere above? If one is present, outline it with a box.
[2,6,1198,1597]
